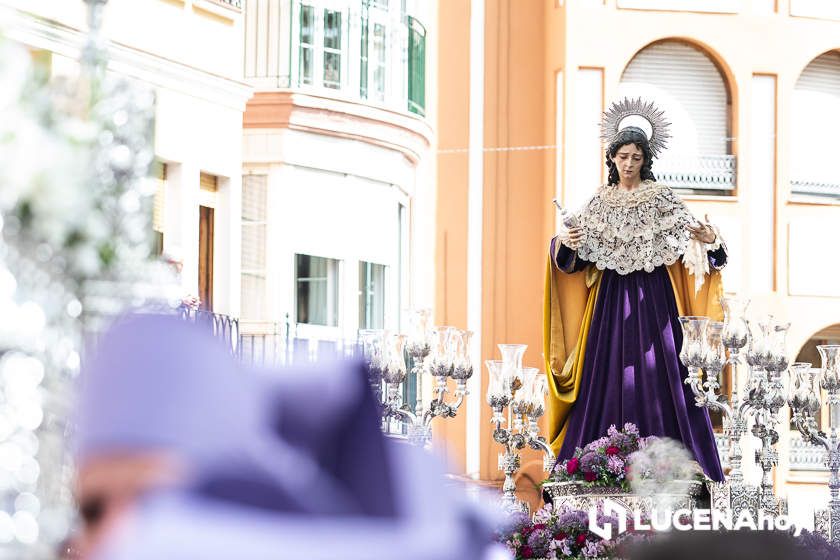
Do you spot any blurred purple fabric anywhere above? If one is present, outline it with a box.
[75,313,256,466]
[190,358,392,517]
[80,315,501,560]
[247,358,396,517]
[96,442,501,560]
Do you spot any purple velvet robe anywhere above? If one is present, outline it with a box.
[551,237,726,482]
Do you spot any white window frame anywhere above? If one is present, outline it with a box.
[358,260,388,330]
[292,0,350,91]
[293,253,343,338]
[363,5,390,102]
[322,7,344,89]
[298,3,316,86]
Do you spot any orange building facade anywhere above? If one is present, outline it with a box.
[435,0,840,521]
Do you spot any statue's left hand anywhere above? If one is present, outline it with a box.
[686,213,717,244]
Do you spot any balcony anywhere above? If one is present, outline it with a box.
[244,0,427,119]
[791,180,840,199]
[615,0,739,13]
[656,155,737,193]
[180,309,241,355]
[789,432,827,471]
[213,0,243,8]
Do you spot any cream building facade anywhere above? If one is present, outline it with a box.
[436,0,840,522]
[1,0,252,318]
[240,0,437,351]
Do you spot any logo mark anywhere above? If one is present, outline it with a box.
[588,498,628,540]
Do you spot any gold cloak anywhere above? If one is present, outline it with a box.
[542,249,724,454]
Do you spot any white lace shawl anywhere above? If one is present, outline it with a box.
[571,181,699,276]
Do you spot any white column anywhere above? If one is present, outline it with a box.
[166,162,200,297]
[747,75,776,295]
[465,0,485,479]
[555,69,564,231]
[214,174,242,317]
[569,68,603,211]
[269,163,294,326]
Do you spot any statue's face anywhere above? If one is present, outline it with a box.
[611,143,644,182]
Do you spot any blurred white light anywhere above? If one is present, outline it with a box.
[12,431,38,456]
[0,414,13,440]
[39,507,70,545]
[65,350,80,371]
[15,401,43,432]
[66,299,82,318]
[16,456,40,486]
[0,442,23,471]
[0,512,13,543]
[2,354,45,390]
[17,302,46,336]
[0,470,16,492]
[14,493,39,515]
[13,510,38,544]
[0,267,16,300]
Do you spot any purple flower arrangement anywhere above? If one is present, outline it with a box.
[496,502,647,559]
[551,423,650,491]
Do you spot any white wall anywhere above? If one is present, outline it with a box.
[1,0,244,79]
[568,68,603,211]
[746,75,776,295]
[244,128,427,339]
[18,2,252,318]
[154,87,246,316]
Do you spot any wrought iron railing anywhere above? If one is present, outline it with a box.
[240,330,287,367]
[789,432,828,471]
[214,0,243,9]
[180,309,241,356]
[791,180,840,198]
[656,155,736,193]
[238,317,367,368]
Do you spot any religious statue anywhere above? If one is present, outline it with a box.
[544,98,725,481]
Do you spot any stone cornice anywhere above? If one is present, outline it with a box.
[244,91,434,164]
[0,6,253,111]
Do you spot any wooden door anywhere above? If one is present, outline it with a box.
[198,205,214,311]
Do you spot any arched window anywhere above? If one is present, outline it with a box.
[792,52,840,198]
[788,323,840,471]
[617,41,735,194]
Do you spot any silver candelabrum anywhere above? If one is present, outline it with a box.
[486,344,555,513]
[678,298,789,516]
[360,310,471,446]
[789,345,840,544]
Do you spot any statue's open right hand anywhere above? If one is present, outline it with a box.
[566,226,584,248]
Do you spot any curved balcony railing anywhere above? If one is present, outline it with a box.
[789,432,828,471]
[791,180,840,198]
[214,0,243,8]
[180,308,241,356]
[656,155,737,193]
[181,312,391,376]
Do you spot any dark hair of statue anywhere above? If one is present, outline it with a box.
[605,127,657,185]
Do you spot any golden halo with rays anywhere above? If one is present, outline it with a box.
[600,97,672,159]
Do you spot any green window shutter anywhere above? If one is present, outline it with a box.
[407,16,426,116]
[360,2,369,98]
